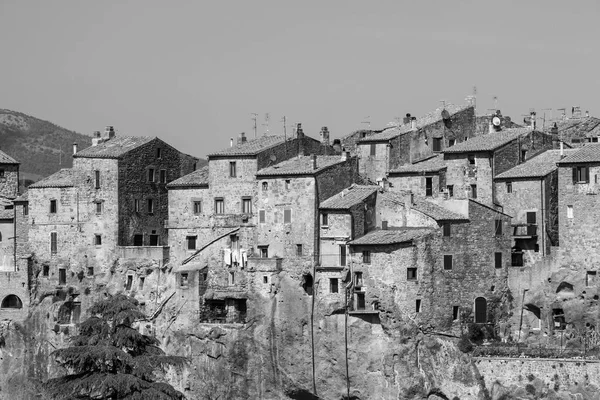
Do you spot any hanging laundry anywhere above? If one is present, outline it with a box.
[223,248,231,267]
[240,249,248,268]
[232,249,239,265]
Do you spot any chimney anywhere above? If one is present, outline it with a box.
[297,123,305,156]
[411,117,417,130]
[92,130,102,146]
[230,138,234,147]
[586,110,590,118]
[382,220,388,230]
[320,127,330,145]
[560,141,564,157]
[530,112,536,130]
[311,154,317,170]
[403,113,411,125]
[105,126,115,140]
[237,132,247,145]
[488,118,494,134]
[332,139,342,153]
[72,143,78,155]
[550,122,558,136]
[341,148,350,161]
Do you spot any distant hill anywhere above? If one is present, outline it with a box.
[0,109,207,187]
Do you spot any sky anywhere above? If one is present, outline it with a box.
[1,0,599,159]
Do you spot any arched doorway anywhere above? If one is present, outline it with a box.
[475,297,487,323]
[1,295,22,309]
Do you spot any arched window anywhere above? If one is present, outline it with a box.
[1,295,22,309]
[475,297,487,323]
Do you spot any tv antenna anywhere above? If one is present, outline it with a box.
[541,108,552,130]
[251,113,258,138]
[262,113,270,135]
[361,116,371,130]
[493,96,498,111]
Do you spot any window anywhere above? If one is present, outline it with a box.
[475,297,487,323]
[453,306,459,321]
[356,293,366,310]
[94,234,102,246]
[285,180,291,190]
[339,245,346,266]
[160,169,167,183]
[284,209,292,223]
[87,266,94,276]
[193,200,202,215]
[259,246,268,258]
[587,271,597,287]
[125,275,133,291]
[296,244,303,256]
[50,200,57,214]
[259,209,265,223]
[139,276,145,290]
[471,184,477,199]
[468,154,475,165]
[495,219,503,236]
[180,273,189,287]
[0,169,4,178]
[407,267,417,280]
[186,236,197,250]
[330,278,339,293]
[506,182,512,193]
[42,264,49,277]
[149,235,159,246]
[433,137,442,152]
[156,147,162,159]
[442,223,451,237]
[415,299,421,313]
[228,271,235,285]
[133,234,143,246]
[95,201,102,214]
[449,139,456,147]
[242,197,252,214]
[263,276,268,284]
[262,182,268,191]
[370,143,376,156]
[322,213,328,226]
[147,198,154,214]
[443,255,453,270]
[95,170,100,189]
[362,250,371,264]
[425,177,433,197]
[50,232,58,254]
[134,199,140,213]
[23,204,28,216]
[495,252,502,269]
[354,271,363,286]
[521,150,527,162]
[58,268,66,285]
[567,205,573,219]
[229,162,237,177]
[573,166,590,183]
[148,168,155,182]
[215,198,224,214]
[447,185,454,197]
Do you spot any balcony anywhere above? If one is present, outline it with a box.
[512,224,537,238]
[117,246,169,267]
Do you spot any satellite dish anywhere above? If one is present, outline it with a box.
[270,155,277,162]
[441,109,451,120]
[492,116,501,127]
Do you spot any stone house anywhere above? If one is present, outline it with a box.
[26,127,198,288]
[495,149,577,267]
[443,127,555,206]
[387,154,447,199]
[356,103,476,182]
[543,108,600,146]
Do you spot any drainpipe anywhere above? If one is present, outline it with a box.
[540,178,545,256]
[310,176,318,397]
[12,203,16,272]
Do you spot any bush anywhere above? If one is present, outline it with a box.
[458,335,473,353]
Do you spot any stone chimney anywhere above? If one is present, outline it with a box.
[560,141,564,158]
[529,112,536,130]
[411,117,417,130]
[230,138,234,147]
[72,143,78,155]
[297,123,305,156]
[488,119,494,134]
[237,132,247,145]
[311,154,317,170]
[332,139,342,153]
[105,126,116,140]
[341,149,350,161]
[92,131,103,146]
[403,113,412,125]
[320,127,330,145]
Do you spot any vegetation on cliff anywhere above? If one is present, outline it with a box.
[43,294,187,399]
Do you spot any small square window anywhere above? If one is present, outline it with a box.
[259,246,268,258]
[193,201,202,215]
[95,201,102,214]
[506,182,512,193]
[180,273,189,287]
[495,252,503,269]
[133,234,143,246]
[442,223,451,237]
[215,198,224,214]
[322,213,328,226]
[296,244,303,257]
[262,182,268,191]
[147,198,154,214]
[242,197,252,214]
[468,154,475,165]
[407,267,417,280]
[229,162,237,177]
[330,278,339,293]
[94,234,102,246]
[444,255,453,270]
[87,266,94,276]
[362,250,371,264]
[186,235,197,250]
[586,271,597,287]
[148,168,155,182]
[50,200,57,214]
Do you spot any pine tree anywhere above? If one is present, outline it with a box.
[44,294,187,399]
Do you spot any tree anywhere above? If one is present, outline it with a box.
[44,294,187,399]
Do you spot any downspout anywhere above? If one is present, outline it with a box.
[310,176,318,397]
[540,178,545,256]
[491,153,496,205]
[12,203,16,272]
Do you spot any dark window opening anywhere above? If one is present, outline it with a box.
[362,250,371,264]
[180,273,189,287]
[94,234,102,246]
[42,264,49,277]
[296,244,303,257]
[95,170,100,189]
[51,232,58,254]
[339,245,347,266]
[1,295,22,309]
[453,306,459,321]
[262,182,268,191]
[471,184,477,199]
[573,166,590,183]
[407,267,417,280]
[57,302,81,324]
[23,204,28,216]
[58,268,66,285]
[447,185,454,197]
[468,154,475,165]
[187,236,197,250]
[587,271,597,287]
[160,169,167,183]
[148,168,155,182]
[330,278,339,293]
[433,137,442,152]
[147,198,154,214]
[495,252,502,269]
[416,299,421,313]
[425,177,433,197]
[442,223,451,237]
[259,246,268,258]
[495,219,503,236]
[87,266,94,276]
[229,162,237,177]
[506,182,512,193]
[370,144,376,156]
[263,276,268,284]
[134,199,140,213]
[193,201,202,215]
[50,200,57,214]
[354,271,363,287]
[133,234,143,246]
[149,235,159,246]
[285,180,290,190]
[521,150,527,162]
[242,197,252,214]
[449,139,456,147]
[215,198,224,214]
[125,275,133,291]
[322,213,328,226]
[443,255,453,270]
[228,271,235,285]
[526,211,537,224]
[553,308,566,330]
[303,274,313,295]
[156,147,162,159]
[475,297,487,323]
[95,201,102,214]
[356,293,366,310]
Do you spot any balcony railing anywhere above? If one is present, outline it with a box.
[512,224,537,238]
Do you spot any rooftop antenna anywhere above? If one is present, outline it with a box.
[251,113,258,138]
[493,96,498,111]
[557,108,566,121]
[281,116,288,156]
[440,99,447,109]
[472,85,477,110]
[361,116,371,130]
[541,108,552,130]
[262,113,270,136]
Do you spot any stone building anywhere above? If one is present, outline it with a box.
[387,154,447,198]
[495,149,577,267]
[443,127,555,206]
[543,108,600,146]
[356,103,476,182]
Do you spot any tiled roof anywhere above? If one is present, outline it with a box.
[14,191,27,202]
[74,136,154,159]
[557,143,600,164]
[382,191,467,221]
[348,227,434,245]
[166,166,209,188]
[0,150,19,164]
[320,185,379,209]
[29,169,79,188]
[256,155,345,177]
[358,104,471,143]
[545,117,600,139]
[208,135,287,157]
[388,154,446,174]
[495,149,578,179]
[443,128,532,154]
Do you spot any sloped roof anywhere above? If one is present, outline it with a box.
[348,227,434,245]
[320,185,379,210]
[545,117,600,139]
[0,149,19,164]
[166,166,209,188]
[557,143,600,164]
[358,104,471,143]
[29,169,79,188]
[382,191,467,221]
[388,154,446,175]
[14,191,28,202]
[443,128,532,154]
[74,136,154,159]
[208,135,287,157]
[495,149,578,179]
[257,155,346,177]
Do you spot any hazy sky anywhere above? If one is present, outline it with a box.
[1,0,599,159]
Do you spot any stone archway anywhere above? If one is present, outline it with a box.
[475,297,487,323]
[1,295,22,309]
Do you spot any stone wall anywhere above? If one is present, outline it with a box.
[0,164,19,198]
[357,142,389,182]
[388,172,444,199]
[445,152,494,205]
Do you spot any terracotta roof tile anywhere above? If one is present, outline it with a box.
[166,166,209,188]
[348,227,434,245]
[544,117,600,140]
[496,149,578,179]
[208,136,287,157]
[388,154,446,174]
[29,169,80,188]
[443,128,532,154]
[320,185,379,209]
[256,155,346,177]
[0,150,19,164]
[557,143,600,164]
[74,136,154,159]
